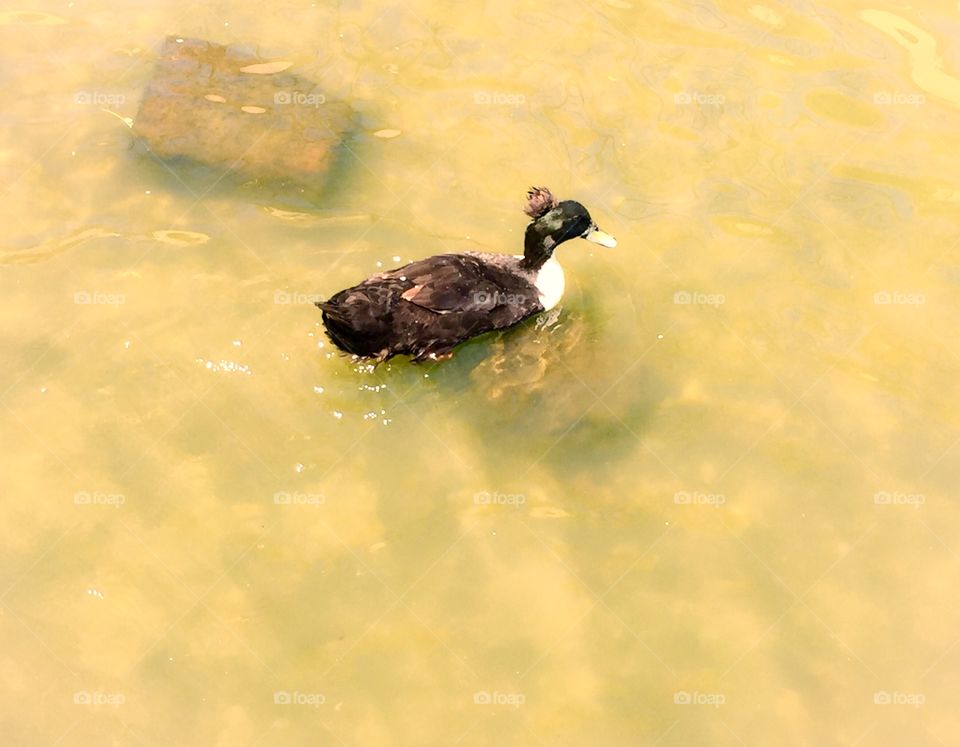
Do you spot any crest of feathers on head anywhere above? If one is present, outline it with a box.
[523,186,558,220]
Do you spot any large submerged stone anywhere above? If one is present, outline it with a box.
[133,36,351,185]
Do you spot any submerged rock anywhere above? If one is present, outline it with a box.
[133,36,351,185]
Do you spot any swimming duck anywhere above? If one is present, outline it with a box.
[316,187,617,361]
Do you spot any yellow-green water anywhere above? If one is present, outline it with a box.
[3,0,960,744]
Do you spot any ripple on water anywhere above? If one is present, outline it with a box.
[803,88,885,128]
[150,230,210,246]
[861,9,960,107]
[0,10,70,24]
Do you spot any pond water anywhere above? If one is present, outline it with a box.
[2,0,960,744]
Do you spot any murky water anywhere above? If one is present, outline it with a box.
[3,0,960,744]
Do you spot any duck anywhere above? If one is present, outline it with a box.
[316,187,617,362]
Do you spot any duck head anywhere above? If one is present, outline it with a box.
[520,186,617,269]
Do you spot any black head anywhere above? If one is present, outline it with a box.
[521,187,616,270]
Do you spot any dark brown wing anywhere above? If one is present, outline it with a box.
[388,254,538,315]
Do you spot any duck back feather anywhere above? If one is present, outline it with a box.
[318,253,545,361]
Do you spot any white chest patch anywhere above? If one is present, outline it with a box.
[533,257,565,311]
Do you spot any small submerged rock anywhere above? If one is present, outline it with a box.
[133,36,352,186]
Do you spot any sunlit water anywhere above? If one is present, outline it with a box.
[2,0,960,744]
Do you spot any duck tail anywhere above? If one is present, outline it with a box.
[316,300,378,357]
[313,301,346,321]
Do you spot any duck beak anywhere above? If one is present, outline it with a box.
[583,226,617,248]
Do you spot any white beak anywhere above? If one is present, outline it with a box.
[583,227,617,248]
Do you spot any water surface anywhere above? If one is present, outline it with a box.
[2,0,960,744]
